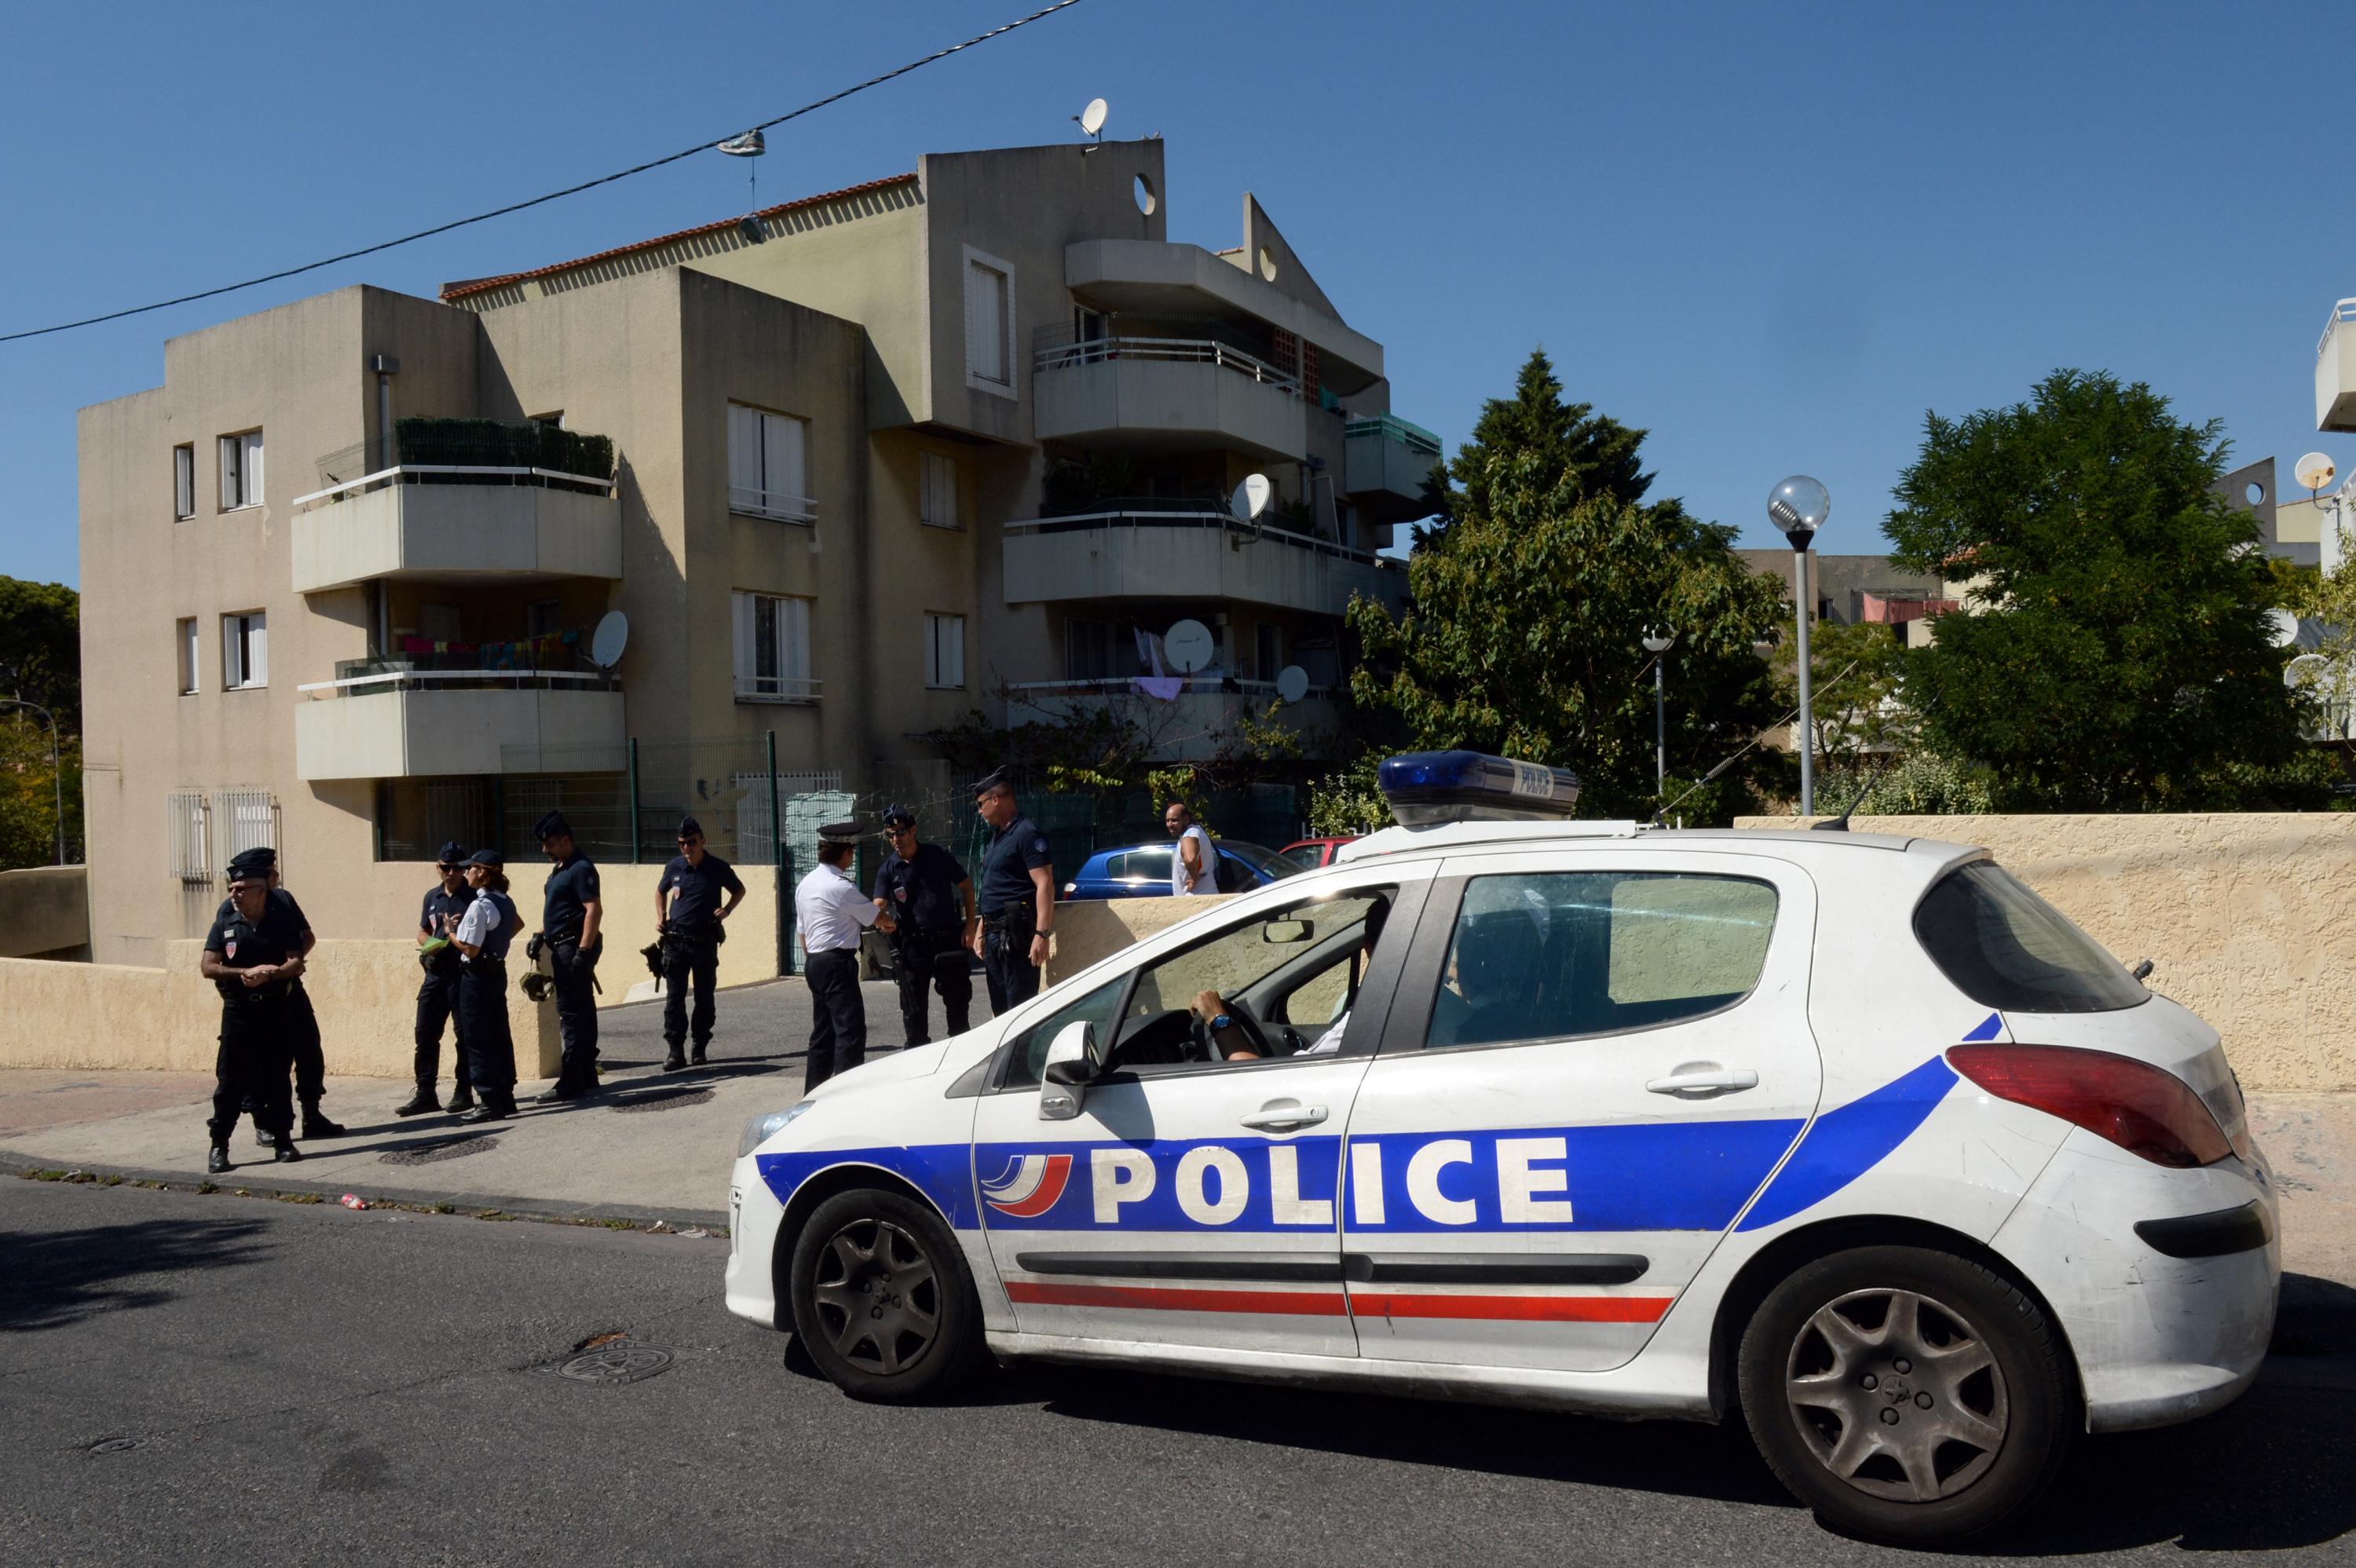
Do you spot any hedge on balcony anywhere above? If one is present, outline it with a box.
[396,418,616,479]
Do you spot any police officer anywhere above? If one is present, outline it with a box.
[199,856,307,1171]
[795,821,892,1092]
[654,815,744,1071]
[450,849,523,1124]
[533,811,603,1101]
[214,847,346,1143]
[872,804,975,1047]
[397,842,474,1117]
[971,769,1056,1014]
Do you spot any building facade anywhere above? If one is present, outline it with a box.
[76,139,1426,963]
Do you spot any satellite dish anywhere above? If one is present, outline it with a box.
[1275,664,1310,704]
[591,612,630,670]
[2296,452,2338,492]
[1075,97,1109,139]
[2285,652,2327,689]
[1164,619,1213,674]
[1229,473,1271,523]
[2267,609,2302,649]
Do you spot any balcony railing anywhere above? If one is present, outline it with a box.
[1008,676,1333,700]
[300,640,616,699]
[1343,413,1443,459]
[2321,298,2356,360]
[1032,334,1304,397]
[728,484,818,524]
[291,465,615,514]
[733,674,821,705]
[1005,510,1395,569]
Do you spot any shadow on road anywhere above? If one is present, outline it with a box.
[0,1213,273,1333]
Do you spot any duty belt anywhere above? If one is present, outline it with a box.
[979,901,1034,932]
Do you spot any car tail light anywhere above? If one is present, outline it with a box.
[1946,1044,2233,1168]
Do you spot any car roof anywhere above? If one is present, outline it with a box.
[1333,820,1981,866]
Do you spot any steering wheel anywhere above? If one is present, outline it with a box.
[1199,995,1273,1060]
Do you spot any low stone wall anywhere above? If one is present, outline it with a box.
[0,939,558,1079]
[1737,813,2356,1093]
[0,864,88,959]
[1044,896,1235,987]
[587,862,782,1009]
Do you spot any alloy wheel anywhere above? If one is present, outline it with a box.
[810,1216,941,1376]
[1783,1286,2010,1502]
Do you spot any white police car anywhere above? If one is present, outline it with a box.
[726,752,2278,1541]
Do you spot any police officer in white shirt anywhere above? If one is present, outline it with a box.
[794,821,896,1092]
[1165,800,1216,896]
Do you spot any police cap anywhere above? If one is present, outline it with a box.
[225,846,277,882]
[881,803,917,829]
[436,840,469,868]
[817,821,865,848]
[971,767,1013,799]
[468,848,505,868]
[677,815,703,839]
[532,810,573,842]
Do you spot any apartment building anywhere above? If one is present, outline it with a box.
[76,138,1428,963]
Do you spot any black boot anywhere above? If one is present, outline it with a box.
[207,1145,232,1175]
[394,1087,441,1117]
[254,1128,277,1149]
[273,1138,303,1163]
[445,1085,477,1113]
[302,1101,347,1139]
[458,1101,508,1124]
[689,1044,708,1065]
[662,1044,686,1073]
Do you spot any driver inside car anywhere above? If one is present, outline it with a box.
[1193,900,1389,1062]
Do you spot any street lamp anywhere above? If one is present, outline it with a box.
[1641,628,1674,798]
[1769,475,1830,817]
[0,699,64,865]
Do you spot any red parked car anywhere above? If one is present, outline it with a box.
[1277,835,1356,870]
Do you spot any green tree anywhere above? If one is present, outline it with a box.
[1416,349,1652,546]
[1884,371,2305,810]
[1780,616,1915,774]
[1350,362,1788,820]
[0,713,79,868]
[0,578,79,731]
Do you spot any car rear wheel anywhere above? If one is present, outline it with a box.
[1738,1245,2076,1542]
[787,1187,987,1403]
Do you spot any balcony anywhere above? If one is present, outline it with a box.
[1032,336,1314,461]
[2320,299,2356,432]
[293,659,623,781]
[1006,678,1339,763]
[1003,510,1405,617]
[290,467,621,594]
[1344,414,1443,522]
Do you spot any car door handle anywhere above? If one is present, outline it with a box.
[1644,1067,1759,1097]
[1240,1102,1327,1130]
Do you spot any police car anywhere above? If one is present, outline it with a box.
[726,752,2278,1541]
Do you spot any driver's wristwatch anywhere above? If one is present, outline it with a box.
[1211,1014,1233,1033]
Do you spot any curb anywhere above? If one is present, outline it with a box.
[0,1147,728,1234]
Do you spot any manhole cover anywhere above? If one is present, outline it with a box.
[380,1134,499,1167]
[610,1089,715,1114]
[89,1438,141,1454]
[555,1340,674,1384]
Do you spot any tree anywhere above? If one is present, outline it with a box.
[1415,349,1652,546]
[0,713,79,868]
[1783,616,1914,774]
[1349,359,1789,820]
[1884,371,2307,810]
[0,578,79,731]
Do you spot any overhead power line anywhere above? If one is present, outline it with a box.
[0,0,1090,345]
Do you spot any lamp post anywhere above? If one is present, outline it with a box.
[0,699,64,865]
[1641,628,1674,798]
[1769,475,1831,817]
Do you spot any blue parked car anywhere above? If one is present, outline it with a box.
[1059,838,1303,901]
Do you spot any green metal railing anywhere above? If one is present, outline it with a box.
[1344,413,1443,459]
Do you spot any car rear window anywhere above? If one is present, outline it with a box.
[1912,861,2146,1014]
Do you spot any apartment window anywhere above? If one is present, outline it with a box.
[727,403,813,523]
[924,613,967,689]
[526,599,562,638]
[173,444,196,520]
[218,429,264,511]
[167,791,211,884]
[177,618,199,695]
[964,247,1015,397]
[1254,623,1282,682]
[732,590,814,702]
[528,411,565,429]
[221,611,267,690]
[920,451,960,529]
[1066,618,1119,682]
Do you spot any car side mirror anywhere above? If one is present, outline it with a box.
[1039,1021,1096,1120]
[1261,919,1314,945]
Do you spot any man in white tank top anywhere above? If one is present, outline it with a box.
[1165,801,1216,895]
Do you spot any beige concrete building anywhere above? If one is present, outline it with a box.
[76,138,1428,963]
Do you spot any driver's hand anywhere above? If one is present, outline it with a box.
[1191,989,1225,1021]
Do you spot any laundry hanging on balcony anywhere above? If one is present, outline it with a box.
[1132,628,1184,702]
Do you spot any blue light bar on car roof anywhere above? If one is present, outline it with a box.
[1376,750,1582,825]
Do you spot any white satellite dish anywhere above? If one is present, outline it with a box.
[2267,609,2302,649]
[1164,618,1213,674]
[1075,97,1109,140]
[2296,452,2338,492]
[591,611,630,670]
[1229,473,1271,523]
[1275,664,1310,704]
[2285,652,2327,689]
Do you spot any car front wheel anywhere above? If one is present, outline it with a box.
[1737,1245,2077,1542]
[787,1187,987,1404]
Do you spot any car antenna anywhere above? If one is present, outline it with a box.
[1811,755,1893,832]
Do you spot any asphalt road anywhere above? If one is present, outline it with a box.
[4,1177,2354,1568]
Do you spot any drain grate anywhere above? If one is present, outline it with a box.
[610,1088,715,1114]
[379,1134,499,1167]
[555,1340,675,1384]
[88,1437,142,1455]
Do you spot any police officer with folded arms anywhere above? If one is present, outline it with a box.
[654,815,744,1071]
[199,851,308,1171]
[970,769,1055,1014]
[214,846,346,1144]
[397,841,474,1117]
[872,804,976,1047]
[450,849,523,1123]
[532,811,603,1101]
[796,821,893,1092]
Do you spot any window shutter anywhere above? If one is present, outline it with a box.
[247,613,266,686]
[783,598,810,682]
[218,437,237,510]
[730,590,752,687]
[174,447,194,518]
[221,616,240,687]
[968,262,1005,383]
[766,415,806,511]
[964,265,984,382]
[728,405,762,507]
[244,432,263,505]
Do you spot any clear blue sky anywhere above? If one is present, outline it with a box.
[3,0,2348,589]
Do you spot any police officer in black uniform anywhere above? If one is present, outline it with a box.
[533,811,604,1101]
[654,815,744,1071]
[971,769,1056,1014]
[199,853,308,1172]
[451,849,523,1124]
[873,804,976,1046]
[215,847,346,1144]
[397,841,474,1117]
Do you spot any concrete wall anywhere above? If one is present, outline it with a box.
[1736,813,2356,1092]
[293,685,625,782]
[290,481,623,594]
[0,866,90,959]
[1044,894,1233,987]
